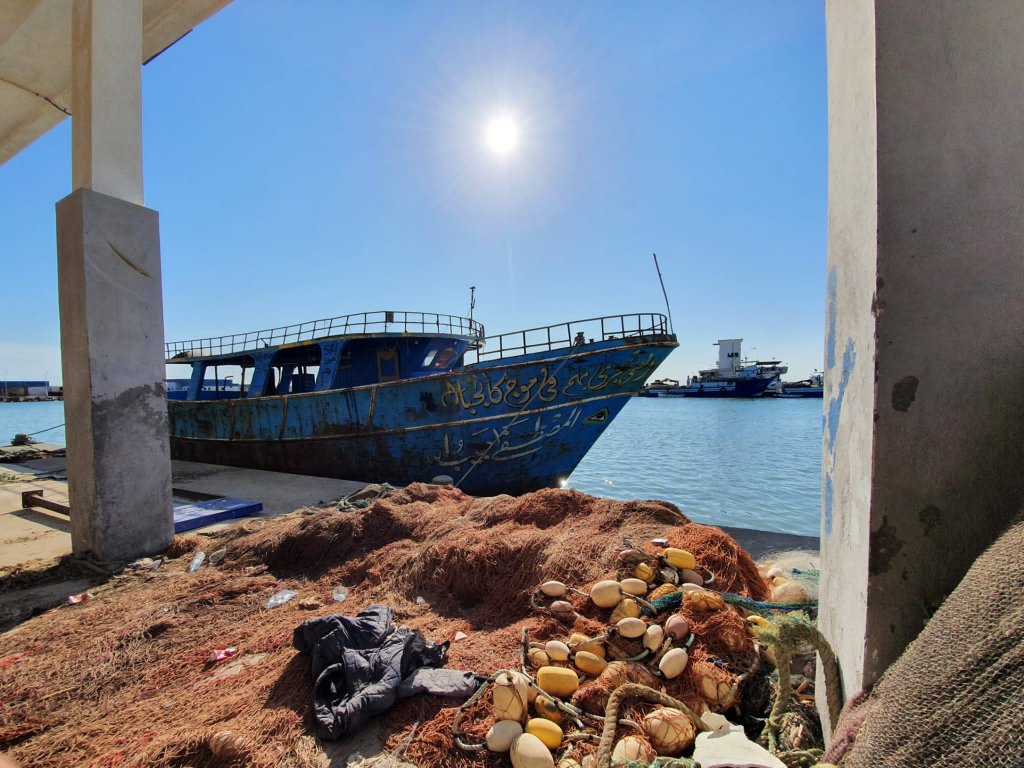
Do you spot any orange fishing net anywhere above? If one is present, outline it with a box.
[0,483,771,768]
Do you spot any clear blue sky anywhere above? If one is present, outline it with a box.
[0,1,826,385]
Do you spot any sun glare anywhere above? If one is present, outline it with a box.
[483,114,520,156]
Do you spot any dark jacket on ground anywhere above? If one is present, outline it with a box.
[293,604,480,739]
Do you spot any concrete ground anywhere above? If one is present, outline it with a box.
[0,453,366,631]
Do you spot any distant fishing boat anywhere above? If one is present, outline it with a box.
[638,378,680,397]
[165,311,677,495]
[673,339,782,398]
[774,372,824,398]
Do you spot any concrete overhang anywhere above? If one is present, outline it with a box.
[0,0,231,167]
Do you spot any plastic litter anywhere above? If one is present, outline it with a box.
[209,647,238,662]
[415,596,426,605]
[209,548,227,564]
[652,537,669,547]
[453,631,468,641]
[187,551,206,573]
[265,589,297,609]
[332,585,349,602]
[66,592,92,605]
[692,720,787,768]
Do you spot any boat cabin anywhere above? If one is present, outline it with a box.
[165,311,483,401]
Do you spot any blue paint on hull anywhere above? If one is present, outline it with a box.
[169,341,674,495]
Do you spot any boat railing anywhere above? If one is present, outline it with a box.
[165,311,485,360]
[470,313,671,363]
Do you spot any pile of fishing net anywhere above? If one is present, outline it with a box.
[0,482,820,767]
[820,513,1024,767]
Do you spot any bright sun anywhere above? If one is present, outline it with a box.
[483,114,520,156]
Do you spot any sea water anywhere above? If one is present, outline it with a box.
[566,397,822,536]
[0,396,823,536]
[0,400,66,446]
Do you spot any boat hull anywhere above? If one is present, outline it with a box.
[168,340,675,495]
[775,387,823,398]
[670,377,774,398]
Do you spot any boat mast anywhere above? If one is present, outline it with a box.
[652,253,674,335]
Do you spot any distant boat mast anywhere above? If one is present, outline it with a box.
[653,253,674,335]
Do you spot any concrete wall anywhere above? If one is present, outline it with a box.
[823,0,1024,711]
[820,0,878,706]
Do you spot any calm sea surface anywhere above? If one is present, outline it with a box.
[566,397,823,536]
[0,396,823,536]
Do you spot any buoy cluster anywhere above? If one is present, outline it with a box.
[483,546,736,767]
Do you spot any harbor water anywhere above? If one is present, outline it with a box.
[0,396,822,536]
[567,396,823,536]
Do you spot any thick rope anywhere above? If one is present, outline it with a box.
[754,614,841,765]
[594,684,707,768]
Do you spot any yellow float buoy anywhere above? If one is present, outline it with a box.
[663,548,697,570]
[634,562,656,582]
[573,650,607,675]
[528,647,550,668]
[525,718,563,749]
[610,597,641,623]
[684,590,725,612]
[569,633,606,659]
[534,693,564,723]
[536,666,579,698]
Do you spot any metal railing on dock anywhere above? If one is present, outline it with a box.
[166,311,484,360]
[470,313,671,363]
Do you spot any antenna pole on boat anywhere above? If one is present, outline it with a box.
[653,253,674,334]
[468,285,476,323]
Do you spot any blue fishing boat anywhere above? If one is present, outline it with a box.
[165,311,676,495]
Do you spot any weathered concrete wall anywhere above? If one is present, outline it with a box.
[56,188,173,564]
[823,0,1024,717]
[820,0,877,710]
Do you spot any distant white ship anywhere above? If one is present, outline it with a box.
[640,339,785,398]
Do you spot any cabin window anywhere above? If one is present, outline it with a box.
[422,349,438,367]
[376,348,400,382]
[431,346,456,369]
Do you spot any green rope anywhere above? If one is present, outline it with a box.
[751,612,842,754]
[645,590,817,617]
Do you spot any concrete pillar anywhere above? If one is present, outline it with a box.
[57,189,173,564]
[72,0,144,205]
[57,0,172,565]
[822,0,1024,726]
